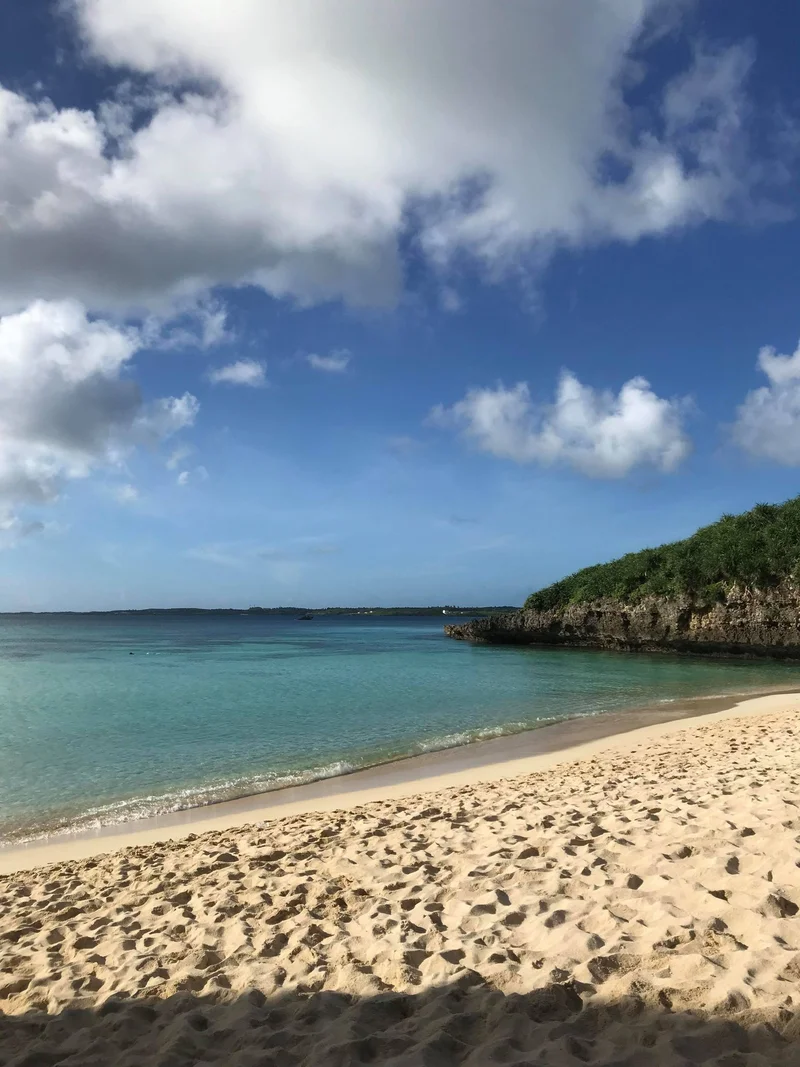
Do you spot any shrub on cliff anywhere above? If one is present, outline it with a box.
[524,498,800,611]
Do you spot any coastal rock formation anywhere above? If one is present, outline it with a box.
[447,497,800,658]
[445,581,800,658]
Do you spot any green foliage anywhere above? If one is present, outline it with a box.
[524,497,800,611]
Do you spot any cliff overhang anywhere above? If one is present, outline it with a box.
[445,583,800,660]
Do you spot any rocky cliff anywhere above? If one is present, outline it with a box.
[445,582,800,659]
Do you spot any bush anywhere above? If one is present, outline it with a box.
[524,496,800,611]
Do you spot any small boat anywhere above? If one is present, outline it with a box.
[297,613,314,621]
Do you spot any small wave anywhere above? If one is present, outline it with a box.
[412,721,531,754]
[0,716,577,846]
[0,758,364,845]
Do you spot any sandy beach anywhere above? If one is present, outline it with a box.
[1,687,792,876]
[2,692,800,1065]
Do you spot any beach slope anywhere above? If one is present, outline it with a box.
[1,696,800,1065]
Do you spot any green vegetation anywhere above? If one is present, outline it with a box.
[525,497,800,611]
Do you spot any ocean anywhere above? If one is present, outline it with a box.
[1,612,798,844]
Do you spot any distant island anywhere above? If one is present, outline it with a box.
[446,496,800,659]
[5,605,518,618]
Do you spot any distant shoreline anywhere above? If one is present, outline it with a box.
[0,606,519,618]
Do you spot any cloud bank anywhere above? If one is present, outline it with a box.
[0,0,785,529]
[0,1,765,315]
[431,372,691,478]
[0,300,197,512]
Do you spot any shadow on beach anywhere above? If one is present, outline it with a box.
[1,974,797,1066]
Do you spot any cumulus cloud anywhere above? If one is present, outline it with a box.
[0,299,198,509]
[208,359,266,387]
[430,372,690,478]
[0,514,47,550]
[166,444,192,470]
[733,342,800,463]
[135,393,199,440]
[141,299,232,351]
[112,483,139,503]
[307,350,351,373]
[18,520,46,537]
[0,3,770,314]
[177,465,208,487]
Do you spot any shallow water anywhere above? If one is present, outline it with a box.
[0,613,797,841]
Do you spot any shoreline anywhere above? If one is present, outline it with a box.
[4,691,800,1064]
[1,683,797,876]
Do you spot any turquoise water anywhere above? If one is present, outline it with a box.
[1,613,798,843]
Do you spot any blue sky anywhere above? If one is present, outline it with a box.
[2,1,800,610]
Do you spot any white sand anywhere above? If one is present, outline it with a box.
[1,692,799,1065]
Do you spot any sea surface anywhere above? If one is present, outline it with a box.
[1,613,798,844]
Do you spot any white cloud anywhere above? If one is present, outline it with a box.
[733,341,800,464]
[0,514,47,550]
[141,298,232,351]
[0,299,198,508]
[430,372,690,478]
[177,465,208,486]
[166,444,192,470]
[208,358,266,387]
[0,4,769,314]
[136,393,199,440]
[112,483,139,503]
[307,350,351,373]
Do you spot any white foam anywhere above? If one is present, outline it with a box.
[1,710,620,845]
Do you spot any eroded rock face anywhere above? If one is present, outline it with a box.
[445,583,800,659]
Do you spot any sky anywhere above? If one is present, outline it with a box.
[2,1,800,610]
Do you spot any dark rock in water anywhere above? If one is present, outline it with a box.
[445,582,800,660]
[297,613,314,621]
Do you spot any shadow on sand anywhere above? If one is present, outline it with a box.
[1,973,798,1066]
